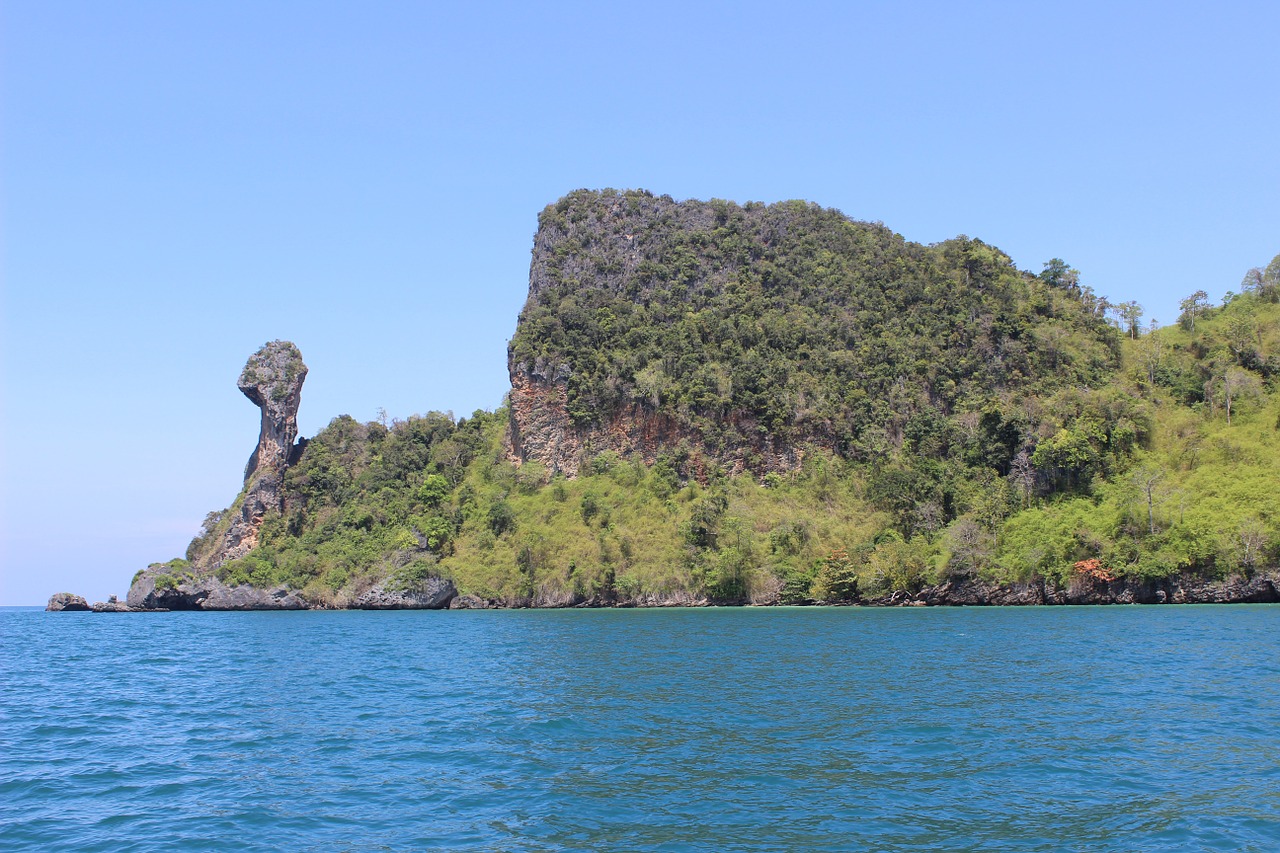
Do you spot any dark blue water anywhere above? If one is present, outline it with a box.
[3,606,1278,851]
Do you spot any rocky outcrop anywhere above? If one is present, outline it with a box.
[46,593,90,612]
[91,595,137,613]
[205,341,308,568]
[127,566,307,611]
[352,578,457,610]
[613,590,714,608]
[903,571,1280,607]
[239,340,308,481]
[115,562,1280,611]
[1166,573,1280,604]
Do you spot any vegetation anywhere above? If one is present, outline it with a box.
[154,191,1280,604]
[512,190,1121,456]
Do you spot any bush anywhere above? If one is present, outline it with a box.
[487,500,516,536]
[810,549,859,602]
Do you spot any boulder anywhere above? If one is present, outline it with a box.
[46,593,90,612]
[353,577,457,610]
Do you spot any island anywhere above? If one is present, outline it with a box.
[52,190,1280,611]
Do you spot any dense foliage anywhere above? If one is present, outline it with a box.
[512,190,1122,459]
[154,192,1279,604]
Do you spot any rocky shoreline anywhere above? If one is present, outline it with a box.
[49,569,1280,612]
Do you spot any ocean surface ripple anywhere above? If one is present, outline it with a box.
[2,605,1278,851]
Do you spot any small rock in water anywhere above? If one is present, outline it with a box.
[91,595,134,613]
[46,593,91,612]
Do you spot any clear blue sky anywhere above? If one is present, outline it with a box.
[3,1,1277,604]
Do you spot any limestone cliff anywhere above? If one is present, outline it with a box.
[507,359,802,478]
[505,189,1120,479]
[505,192,829,477]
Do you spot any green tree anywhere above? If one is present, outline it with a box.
[418,474,450,507]
[1219,366,1262,425]
[1115,301,1144,339]
[810,549,859,603]
[1040,258,1080,291]
[1178,290,1209,331]
[1262,253,1280,301]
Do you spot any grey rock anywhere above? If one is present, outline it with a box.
[620,590,712,608]
[908,571,1280,607]
[127,566,307,611]
[91,595,135,613]
[203,581,308,610]
[353,577,457,610]
[46,593,91,612]
[1171,574,1279,604]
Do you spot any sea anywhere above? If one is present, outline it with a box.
[2,605,1278,852]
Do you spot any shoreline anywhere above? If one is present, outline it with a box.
[48,570,1280,612]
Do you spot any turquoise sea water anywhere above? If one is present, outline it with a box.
[2,605,1278,852]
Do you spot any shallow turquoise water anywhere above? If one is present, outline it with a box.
[2,605,1278,851]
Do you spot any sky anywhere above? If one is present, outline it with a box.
[2,1,1277,604]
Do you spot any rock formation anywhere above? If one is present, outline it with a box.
[46,593,90,612]
[351,577,457,610]
[127,565,307,610]
[239,340,308,481]
[91,595,136,612]
[507,362,802,477]
[204,341,308,568]
[879,571,1280,607]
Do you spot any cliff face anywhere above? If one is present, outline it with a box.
[507,360,802,478]
[203,341,308,568]
[505,192,833,477]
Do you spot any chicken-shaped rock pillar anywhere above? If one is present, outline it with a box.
[238,340,308,481]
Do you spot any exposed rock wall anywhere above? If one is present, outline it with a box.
[507,362,804,478]
[506,194,816,478]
